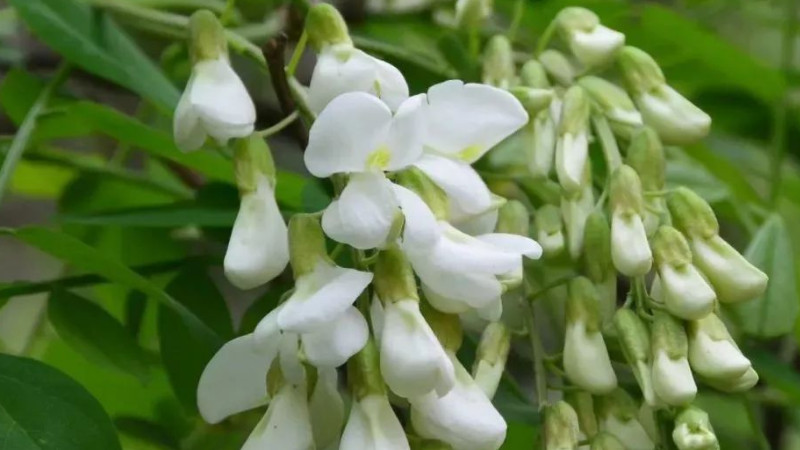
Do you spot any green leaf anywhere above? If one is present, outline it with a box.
[159,264,233,411]
[732,215,799,338]
[48,289,151,381]
[9,0,179,111]
[747,348,800,405]
[3,227,219,346]
[0,354,121,450]
[58,204,238,227]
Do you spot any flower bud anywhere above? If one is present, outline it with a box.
[472,323,511,398]
[397,167,450,221]
[511,87,554,114]
[455,0,491,29]
[690,235,768,304]
[189,10,226,63]
[651,226,716,320]
[583,212,613,283]
[496,200,529,236]
[613,309,656,406]
[565,391,598,438]
[421,300,464,353]
[340,390,410,450]
[596,389,655,450]
[702,367,759,393]
[651,312,697,405]
[616,46,665,95]
[540,49,576,86]
[306,3,352,51]
[347,338,385,400]
[544,401,580,450]
[527,100,559,178]
[667,188,719,239]
[626,128,666,235]
[578,76,642,135]
[687,313,751,380]
[520,60,551,89]
[591,432,626,450]
[536,204,565,257]
[609,165,652,277]
[556,86,591,193]
[562,175,595,260]
[375,245,419,302]
[555,7,625,68]
[564,277,618,394]
[672,407,720,450]
[483,35,516,89]
[287,213,329,277]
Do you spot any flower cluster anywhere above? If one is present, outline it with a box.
[172,4,768,450]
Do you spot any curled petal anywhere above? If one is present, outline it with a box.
[302,306,369,367]
[414,154,493,218]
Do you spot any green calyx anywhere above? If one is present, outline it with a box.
[535,204,564,234]
[616,46,665,94]
[613,308,651,363]
[306,3,352,52]
[482,35,516,88]
[374,245,419,302]
[544,401,580,449]
[421,299,463,352]
[626,127,665,191]
[539,49,575,86]
[689,313,732,342]
[555,6,599,33]
[667,187,719,239]
[347,338,386,399]
[496,200,529,236]
[559,85,591,135]
[609,165,644,215]
[234,135,276,193]
[509,87,554,114]
[651,311,688,360]
[582,211,613,282]
[520,60,550,89]
[288,214,330,277]
[189,10,227,63]
[475,323,511,366]
[595,388,638,422]
[578,76,637,116]
[396,167,450,220]
[651,225,692,268]
[566,276,602,332]
[565,391,598,438]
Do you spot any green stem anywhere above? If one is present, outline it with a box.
[256,111,300,138]
[535,19,557,56]
[742,396,770,450]
[0,63,71,206]
[286,30,308,78]
[523,297,549,410]
[220,0,237,25]
[506,0,525,42]
[592,115,622,172]
[768,0,798,207]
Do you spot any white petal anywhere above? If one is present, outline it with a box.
[305,92,393,177]
[278,262,373,333]
[422,283,476,314]
[224,177,290,290]
[410,255,503,310]
[197,334,276,424]
[370,295,386,345]
[563,322,617,394]
[308,46,380,115]
[660,264,716,320]
[476,297,503,322]
[279,332,306,384]
[555,131,588,194]
[189,58,255,144]
[434,223,521,274]
[322,172,399,249]
[173,78,207,152]
[690,235,768,304]
[309,368,345,448]
[454,208,499,236]
[414,154,492,217]
[340,394,410,450]
[410,354,507,450]
[424,80,528,162]
[302,306,369,367]
[383,94,426,171]
[380,300,455,398]
[253,304,282,346]
[391,183,440,248]
[652,352,696,406]
[373,57,410,111]
[637,85,711,145]
[611,212,653,277]
[242,383,314,450]
[476,233,543,260]
[570,25,625,68]
[528,110,557,177]
[688,329,751,379]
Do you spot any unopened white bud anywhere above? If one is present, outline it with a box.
[544,401,580,449]
[651,313,696,406]
[483,35,516,89]
[556,86,591,194]
[609,166,652,277]
[527,100,559,178]
[690,234,768,304]
[561,175,595,260]
[578,76,642,135]
[702,367,759,393]
[556,7,625,68]
[472,323,511,398]
[688,313,751,380]
[540,49,576,86]
[536,204,565,257]
[613,309,656,406]
[596,389,655,450]
[455,0,492,29]
[672,407,720,450]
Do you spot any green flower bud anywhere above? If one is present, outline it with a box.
[540,49,576,86]
[555,6,599,32]
[496,200,529,236]
[689,234,768,304]
[556,86,591,194]
[347,338,386,399]
[701,367,759,393]
[473,322,511,398]
[559,85,591,136]
[667,188,719,239]
[591,432,626,450]
[520,60,550,89]
[306,3,352,52]
[288,213,329,277]
[651,311,689,361]
[189,10,227,63]
[510,87,554,113]
[626,128,665,192]
[234,135,276,193]
[583,212,613,282]
[527,105,558,178]
[688,313,752,381]
[616,46,665,95]
[482,35,516,88]
[561,177,595,260]
[421,300,463,352]
[555,7,625,68]
[578,76,642,131]
[566,277,602,331]
[651,226,692,268]
[544,401,580,449]
[613,309,655,405]
[397,167,450,221]
[672,407,720,450]
[596,389,656,450]
[536,204,565,256]
[455,0,492,29]
[374,245,419,302]
[609,165,644,215]
[565,391,599,438]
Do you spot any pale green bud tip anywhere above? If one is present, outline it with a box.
[651,311,688,359]
[374,246,419,302]
[667,187,719,239]
[592,432,626,450]
[496,200,529,236]
[306,4,352,51]
[567,276,601,330]
[626,127,665,191]
[397,168,449,220]
[421,300,463,352]
[579,76,636,114]
[189,10,227,62]
[617,46,665,94]
[556,7,599,32]
[509,87,553,113]
[539,49,575,86]
[652,225,692,267]
[596,388,638,421]
[673,407,719,450]
[544,401,580,449]
[455,0,491,29]
[560,85,590,134]
[535,204,563,234]
[347,338,386,399]
[613,308,651,362]
[583,211,613,282]
[610,165,644,214]
[565,391,598,437]
[482,35,515,88]
[234,135,276,192]
[288,214,328,276]
[520,60,550,89]
[476,323,511,366]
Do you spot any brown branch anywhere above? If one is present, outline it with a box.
[263,34,309,149]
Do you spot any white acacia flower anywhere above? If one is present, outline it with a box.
[308,44,409,115]
[174,57,256,151]
[658,264,715,320]
[372,298,455,398]
[636,85,711,146]
[652,350,696,406]
[305,92,428,249]
[410,353,507,450]
[413,80,528,223]
[340,393,410,450]
[569,25,625,68]
[563,321,617,394]
[241,381,315,450]
[687,314,751,380]
[610,210,652,277]
[601,415,655,450]
[224,175,289,290]
[689,235,768,304]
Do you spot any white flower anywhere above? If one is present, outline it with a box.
[652,350,697,406]
[569,25,625,68]
[308,44,409,115]
[689,235,768,304]
[410,353,507,450]
[636,85,711,145]
[658,263,715,320]
[174,57,255,151]
[610,210,652,277]
[687,314,751,380]
[309,368,345,449]
[224,175,289,289]
[563,321,617,394]
[374,298,455,398]
[340,394,410,450]
[305,92,428,249]
[414,80,528,223]
[241,382,315,450]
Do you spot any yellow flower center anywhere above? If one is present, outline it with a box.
[458,144,482,161]
[366,146,391,170]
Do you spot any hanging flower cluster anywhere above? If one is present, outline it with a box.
[171,4,768,450]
